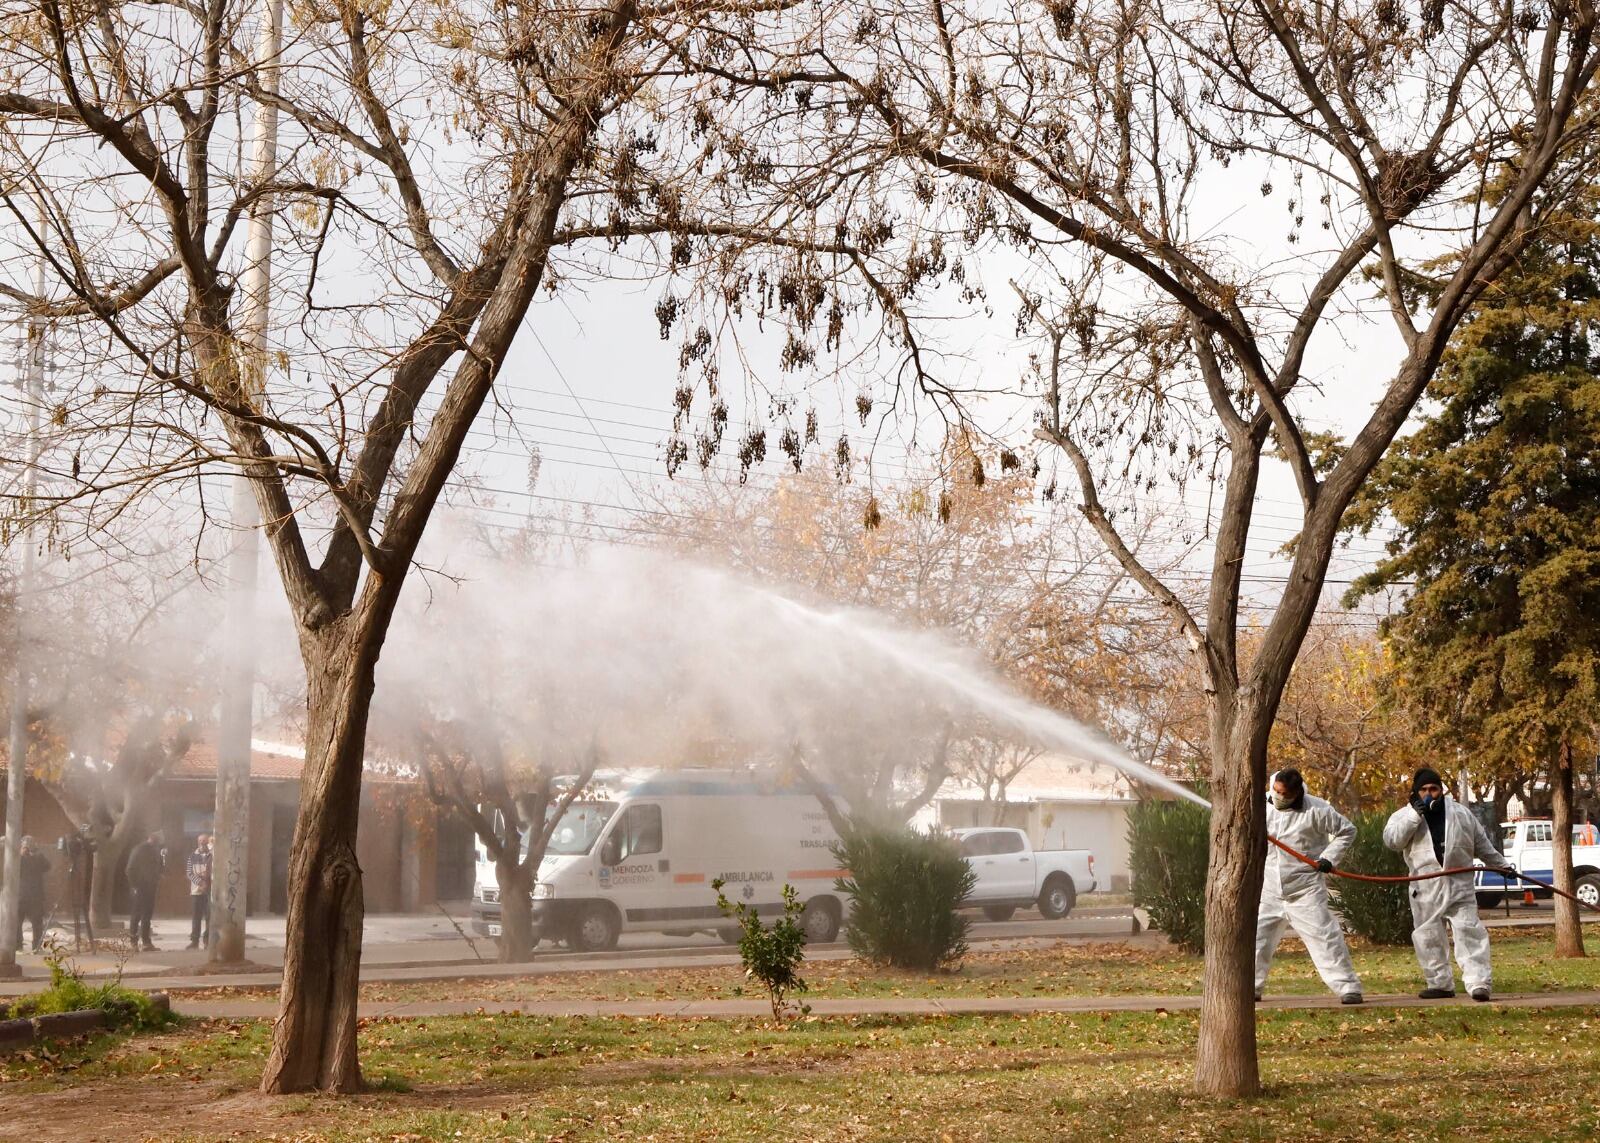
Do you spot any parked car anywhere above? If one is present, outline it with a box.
[951,827,1095,921]
[1474,818,1600,909]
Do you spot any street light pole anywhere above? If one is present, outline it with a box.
[210,0,282,965]
[0,255,47,979]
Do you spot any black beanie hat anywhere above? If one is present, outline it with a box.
[1276,768,1305,793]
[1411,767,1444,795]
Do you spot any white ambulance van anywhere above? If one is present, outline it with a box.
[470,770,846,952]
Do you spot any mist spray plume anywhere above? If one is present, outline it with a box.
[381,547,1206,807]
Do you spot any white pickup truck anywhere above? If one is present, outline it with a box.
[1474,818,1600,909]
[952,827,1096,921]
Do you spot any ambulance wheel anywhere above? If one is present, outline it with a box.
[1577,874,1600,909]
[800,898,841,943]
[982,905,1017,922]
[572,904,621,952]
[717,926,742,945]
[1476,892,1503,910]
[1038,875,1076,920]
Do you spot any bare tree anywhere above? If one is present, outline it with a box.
[658,0,1600,1095]
[0,0,772,1092]
[0,555,214,927]
[952,734,1041,825]
[413,721,600,963]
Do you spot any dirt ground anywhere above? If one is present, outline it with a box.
[0,1047,527,1143]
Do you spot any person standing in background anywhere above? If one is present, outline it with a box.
[65,825,96,950]
[15,837,50,953]
[186,834,212,950]
[125,833,165,952]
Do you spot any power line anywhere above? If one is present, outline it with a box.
[429,484,1407,592]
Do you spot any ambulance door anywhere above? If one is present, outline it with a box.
[598,802,665,926]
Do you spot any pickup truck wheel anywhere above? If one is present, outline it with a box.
[800,898,841,943]
[1038,875,1076,920]
[982,905,1017,922]
[1576,874,1600,909]
[572,903,621,952]
[716,925,742,945]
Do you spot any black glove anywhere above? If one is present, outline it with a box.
[1409,793,1427,816]
[1497,862,1518,878]
[1315,858,1334,874]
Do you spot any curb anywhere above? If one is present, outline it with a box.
[0,991,170,1053]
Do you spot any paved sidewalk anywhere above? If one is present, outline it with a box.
[170,988,1600,1022]
[0,932,1146,997]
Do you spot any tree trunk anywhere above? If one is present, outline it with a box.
[497,858,536,963]
[260,624,379,1094]
[89,831,125,931]
[90,797,147,930]
[1192,695,1269,1098]
[1551,739,1584,958]
[1492,785,1514,834]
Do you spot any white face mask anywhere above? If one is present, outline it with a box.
[1272,792,1297,811]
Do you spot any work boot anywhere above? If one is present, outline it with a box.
[1340,992,1363,1005]
[185,941,198,950]
[1418,988,1455,999]
[1254,991,1263,1002]
[1470,988,1491,1003]
[142,942,157,952]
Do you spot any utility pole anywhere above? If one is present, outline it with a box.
[210,0,282,965]
[0,254,47,979]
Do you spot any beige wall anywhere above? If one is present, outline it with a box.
[1034,803,1132,893]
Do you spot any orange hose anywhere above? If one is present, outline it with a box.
[1267,834,1600,914]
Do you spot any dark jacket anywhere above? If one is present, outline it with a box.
[126,841,164,891]
[17,852,49,908]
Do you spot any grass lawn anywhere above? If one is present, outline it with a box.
[3,1004,1599,1141]
[171,926,1600,1007]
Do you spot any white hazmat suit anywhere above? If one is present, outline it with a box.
[1383,795,1503,995]
[1256,779,1361,999]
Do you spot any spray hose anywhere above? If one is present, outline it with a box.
[1267,834,1600,915]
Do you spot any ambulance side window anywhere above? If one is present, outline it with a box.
[611,805,663,862]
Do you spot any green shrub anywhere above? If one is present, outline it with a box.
[712,878,809,1020]
[1330,810,1413,946]
[8,946,173,1031]
[1128,796,1210,954]
[833,826,976,971]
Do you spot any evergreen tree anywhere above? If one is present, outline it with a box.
[1348,187,1600,956]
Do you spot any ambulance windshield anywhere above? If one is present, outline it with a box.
[544,801,617,856]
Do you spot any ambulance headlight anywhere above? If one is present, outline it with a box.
[532,882,555,899]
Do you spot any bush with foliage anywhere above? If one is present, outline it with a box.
[7,945,173,1031]
[1128,795,1210,954]
[713,878,809,1019]
[1330,811,1414,946]
[832,826,976,971]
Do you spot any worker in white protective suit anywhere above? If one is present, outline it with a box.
[1256,768,1364,1005]
[1384,767,1514,1002]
